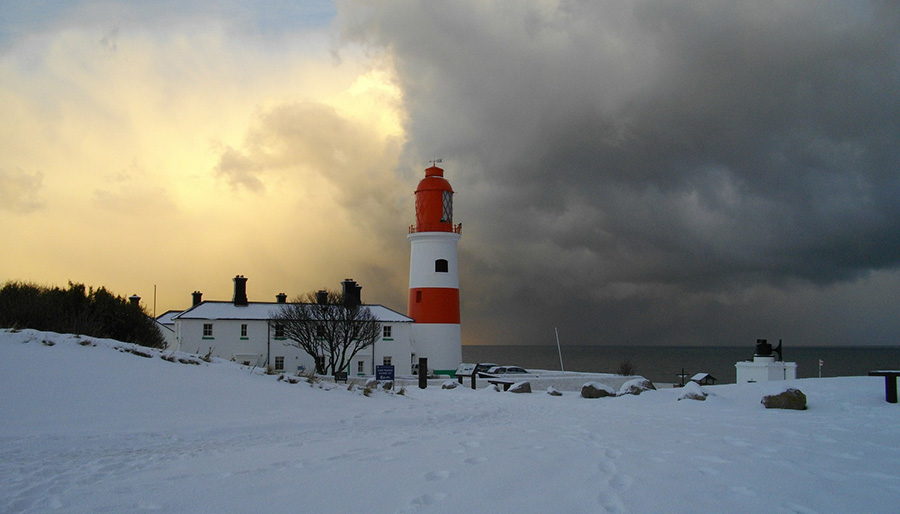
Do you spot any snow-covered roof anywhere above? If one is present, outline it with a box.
[173,301,413,323]
[691,372,715,381]
[156,310,182,325]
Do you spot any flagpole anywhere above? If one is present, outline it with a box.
[555,327,564,372]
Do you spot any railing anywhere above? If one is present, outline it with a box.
[408,223,462,234]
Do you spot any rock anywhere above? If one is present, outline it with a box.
[677,381,708,401]
[618,378,656,396]
[581,382,616,398]
[508,381,531,393]
[381,380,393,390]
[365,377,378,388]
[547,386,563,397]
[762,388,807,410]
[441,380,458,390]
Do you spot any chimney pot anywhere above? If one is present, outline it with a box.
[341,279,362,308]
[129,294,141,307]
[192,291,203,306]
[233,275,249,306]
[276,293,287,304]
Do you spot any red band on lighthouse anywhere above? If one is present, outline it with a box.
[408,287,460,324]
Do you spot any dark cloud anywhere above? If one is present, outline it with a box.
[339,1,900,346]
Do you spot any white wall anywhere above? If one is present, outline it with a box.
[176,318,315,372]
[736,357,798,383]
[177,318,413,376]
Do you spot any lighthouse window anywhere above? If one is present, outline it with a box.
[441,190,453,222]
[416,291,422,303]
[435,259,449,273]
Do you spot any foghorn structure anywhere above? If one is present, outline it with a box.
[407,165,463,375]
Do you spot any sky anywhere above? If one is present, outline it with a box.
[2,1,899,347]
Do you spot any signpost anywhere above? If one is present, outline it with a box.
[376,365,395,382]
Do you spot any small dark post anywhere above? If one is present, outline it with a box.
[471,370,477,390]
[868,371,900,403]
[418,357,427,389]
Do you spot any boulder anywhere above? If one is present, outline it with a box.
[618,378,656,396]
[508,381,531,393]
[381,380,393,390]
[441,380,459,390]
[547,386,563,397]
[762,388,807,410]
[677,381,708,401]
[582,382,616,399]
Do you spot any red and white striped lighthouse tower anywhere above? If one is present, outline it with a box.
[408,163,462,375]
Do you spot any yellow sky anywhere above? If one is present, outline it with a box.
[1,21,413,316]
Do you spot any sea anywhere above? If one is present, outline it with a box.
[462,345,900,385]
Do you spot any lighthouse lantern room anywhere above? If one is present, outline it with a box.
[407,164,463,376]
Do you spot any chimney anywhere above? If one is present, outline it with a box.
[341,279,362,308]
[232,275,248,306]
[192,291,203,306]
[276,293,287,304]
[129,294,141,307]
[316,290,328,305]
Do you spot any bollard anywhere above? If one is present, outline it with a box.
[471,371,477,390]
[418,357,427,389]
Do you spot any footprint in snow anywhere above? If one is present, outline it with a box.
[425,470,451,482]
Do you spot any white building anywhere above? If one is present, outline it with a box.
[735,339,797,383]
[170,277,415,376]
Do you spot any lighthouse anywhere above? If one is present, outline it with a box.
[408,164,463,376]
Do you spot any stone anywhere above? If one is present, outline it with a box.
[547,386,563,397]
[618,378,656,396]
[508,381,531,393]
[582,382,616,399]
[761,388,807,410]
[677,381,708,401]
[441,380,458,390]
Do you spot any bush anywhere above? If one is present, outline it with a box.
[0,281,166,348]
[616,360,637,376]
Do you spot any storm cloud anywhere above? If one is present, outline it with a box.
[337,1,900,346]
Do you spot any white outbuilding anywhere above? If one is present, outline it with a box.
[735,339,797,383]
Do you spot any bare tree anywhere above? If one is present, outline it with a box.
[270,289,380,375]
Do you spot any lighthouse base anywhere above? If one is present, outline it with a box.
[735,356,797,383]
[411,323,462,376]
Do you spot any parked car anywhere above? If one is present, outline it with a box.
[475,362,499,374]
[411,363,435,377]
[485,366,529,374]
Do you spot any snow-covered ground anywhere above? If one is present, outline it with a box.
[2,329,898,513]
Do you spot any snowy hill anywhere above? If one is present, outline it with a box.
[2,328,898,513]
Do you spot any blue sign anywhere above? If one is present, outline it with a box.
[376,365,395,381]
